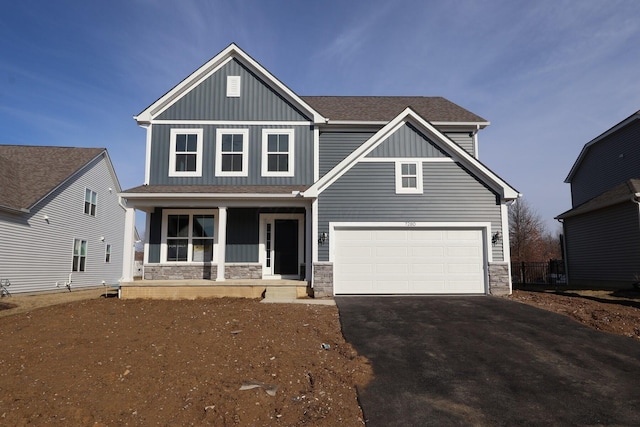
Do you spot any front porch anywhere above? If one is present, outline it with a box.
[118,278,312,300]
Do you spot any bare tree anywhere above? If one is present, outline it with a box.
[509,198,560,262]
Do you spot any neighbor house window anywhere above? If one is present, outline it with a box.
[395,161,423,194]
[169,128,203,177]
[262,129,294,177]
[215,129,249,176]
[163,210,215,263]
[72,239,87,272]
[105,244,111,263]
[84,189,97,216]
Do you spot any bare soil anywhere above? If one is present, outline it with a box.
[1,287,639,426]
[0,291,371,426]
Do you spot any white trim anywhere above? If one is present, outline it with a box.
[226,76,241,97]
[395,161,423,194]
[150,120,312,126]
[500,204,511,264]
[261,129,295,177]
[122,207,136,281]
[144,124,152,185]
[360,157,453,163]
[168,128,203,177]
[215,128,249,177]
[312,199,319,264]
[313,126,320,182]
[216,207,227,281]
[258,213,305,278]
[160,209,218,264]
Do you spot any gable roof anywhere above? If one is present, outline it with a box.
[565,110,640,183]
[134,43,325,124]
[556,179,640,219]
[0,145,108,213]
[304,107,519,200]
[302,96,489,125]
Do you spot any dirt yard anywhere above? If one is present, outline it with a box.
[1,287,639,426]
[0,291,371,426]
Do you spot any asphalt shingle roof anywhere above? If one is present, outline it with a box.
[556,179,640,219]
[0,145,105,211]
[301,96,488,123]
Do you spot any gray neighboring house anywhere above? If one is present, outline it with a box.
[0,145,126,294]
[557,110,640,287]
[120,43,520,296]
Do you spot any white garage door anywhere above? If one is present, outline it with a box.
[333,228,486,294]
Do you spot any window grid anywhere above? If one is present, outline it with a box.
[72,239,87,272]
[166,213,215,263]
[84,189,97,216]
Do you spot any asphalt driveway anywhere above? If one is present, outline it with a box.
[336,296,640,426]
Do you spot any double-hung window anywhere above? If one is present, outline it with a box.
[72,239,87,272]
[164,211,215,262]
[169,129,203,177]
[395,161,423,194]
[84,189,97,216]
[262,129,294,177]
[105,244,111,263]
[215,129,248,176]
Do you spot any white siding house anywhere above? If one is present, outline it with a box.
[0,146,126,294]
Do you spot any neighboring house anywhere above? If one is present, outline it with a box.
[0,145,126,294]
[120,43,520,297]
[557,110,640,287]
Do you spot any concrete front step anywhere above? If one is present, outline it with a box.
[264,286,299,299]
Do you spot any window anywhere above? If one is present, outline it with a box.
[395,161,423,194]
[84,189,97,216]
[105,244,111,263]
[169,129,203,177]
[163,211,215,263]
[72,239,87,272]
[215,129,249,176]
[262,129,294,176]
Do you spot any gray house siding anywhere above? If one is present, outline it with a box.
[367,123,448,158]
[317,161,503,261]
[319,132,374,177]
[445,132,475,157]
[148,124,314,185]
[570,120,640,206]
[564,201,640,285]
[226,208,259,262]
[157,59,310,122]
[0,155,125,294]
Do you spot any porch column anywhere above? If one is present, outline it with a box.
[216,206,227,281]
[305,203,312,282]
[121,206,136,282]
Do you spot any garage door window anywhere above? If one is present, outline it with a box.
[396,161,423,194]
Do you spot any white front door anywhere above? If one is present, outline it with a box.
[259,214,305,278]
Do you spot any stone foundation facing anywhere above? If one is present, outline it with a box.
[144,264,217,280]
[312,262,334,298]
[224,264,262,280]
[488,262,511,295]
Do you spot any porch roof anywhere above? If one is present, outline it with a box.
[122,184,309,195]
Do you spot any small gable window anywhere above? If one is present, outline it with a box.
[215,129,249,177]
[169,129,203,177]
[395,161,423,194]
[84,188,97,216]
[262,129,294,177]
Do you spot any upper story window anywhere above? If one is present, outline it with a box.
[215,129,249,177]
[84,189,97,216]
[105,244,111,263]
[162,210,215,263]
[72,238,87,272]
[395,161,423,194]
[262,129,294,177]
[169,129,203,177]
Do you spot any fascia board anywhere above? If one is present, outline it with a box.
[119,192,305,200]
[565,112,640,183]
[135,43,326,124]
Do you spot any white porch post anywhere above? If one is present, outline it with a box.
[305,203,312,282]
[121,206,136,282]
[216,206,227,281]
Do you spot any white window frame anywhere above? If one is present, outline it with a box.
[395,161,423,194]
[160,209,218,264]
[261,129,295,177]
[105,244,111,263]
[84,188,97,216]
[215,129,249,177]
[169,128,203,177]
[72,238,87,272]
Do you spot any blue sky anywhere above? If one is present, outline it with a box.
[1,0,639,234]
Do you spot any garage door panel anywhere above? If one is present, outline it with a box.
[334,227,485,294]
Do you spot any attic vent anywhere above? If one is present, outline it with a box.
[227,76,241,97]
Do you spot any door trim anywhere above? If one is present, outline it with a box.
[259,213,305,279]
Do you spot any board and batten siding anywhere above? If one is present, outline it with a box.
[317,161,503,261]
[319,132,374,177]
[571,120,640,206]
[149,124,314,186]
[564,201,640,283]
[0,155,125,294]
[157,59,310,122]
[367,123,449,158]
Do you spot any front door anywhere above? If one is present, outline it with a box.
[260,213,305,278]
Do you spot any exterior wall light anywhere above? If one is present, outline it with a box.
[318,232,328,245]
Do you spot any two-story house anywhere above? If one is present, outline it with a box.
[119,43,519,299]
[557,110,640,288]
[0,145,125,294]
